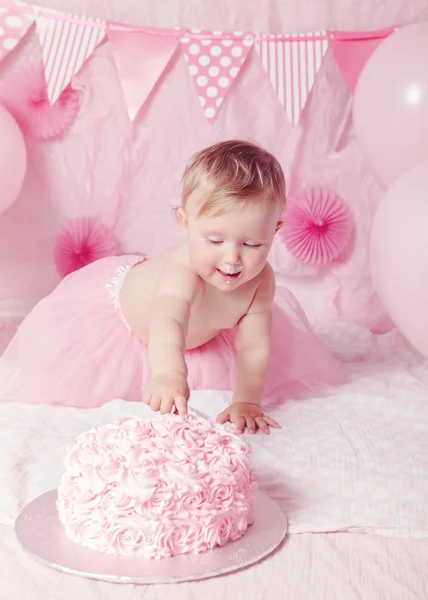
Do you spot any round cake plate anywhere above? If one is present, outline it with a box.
[15,490,287,584]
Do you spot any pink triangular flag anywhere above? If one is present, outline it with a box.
[0,1,34,61]
[35,8,106,104]
[256,32,329,126]
[181,29,253,122]
[330,38,385,94]
[108,26,179,121]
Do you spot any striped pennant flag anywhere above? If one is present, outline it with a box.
[34,8,106,104]
[256,32,329,126]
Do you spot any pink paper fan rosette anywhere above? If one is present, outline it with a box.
[0,62,79,140]
[281,188,353,265]
[54,218,118,278]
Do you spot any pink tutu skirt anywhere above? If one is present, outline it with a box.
[0,255,347,408]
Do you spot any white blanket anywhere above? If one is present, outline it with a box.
[2,326,428,538]
[2,326,428,598]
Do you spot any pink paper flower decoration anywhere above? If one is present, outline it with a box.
[0,62,79,140]
[54,218,117,278]
[281,187,352,265]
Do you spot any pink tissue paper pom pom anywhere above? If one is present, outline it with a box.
[281,187,353,265]
[0,62,79,139]
[54,218,118,278]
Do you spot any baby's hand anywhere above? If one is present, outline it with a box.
[216,402,281,435]
[143,372,189,416]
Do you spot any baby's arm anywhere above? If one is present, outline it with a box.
[217,264,281,434]
[143,266,199,416]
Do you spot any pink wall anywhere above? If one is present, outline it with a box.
[0,0,427,334]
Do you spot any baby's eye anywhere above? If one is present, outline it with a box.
[206,239,223,245]
[244,243,262,248]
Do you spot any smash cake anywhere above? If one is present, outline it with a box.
[56,414,257,559]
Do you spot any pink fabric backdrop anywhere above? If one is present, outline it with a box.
[0,0,427,337]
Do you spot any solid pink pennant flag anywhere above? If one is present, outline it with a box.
[108,25,179,121]
[330,37,386,94]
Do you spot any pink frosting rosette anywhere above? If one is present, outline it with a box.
[104,517,145,555]
[67,517,104,546]
[155,519,200,558]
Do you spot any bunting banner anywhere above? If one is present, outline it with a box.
[330,36,390,94]
[256,32,329,125]
[180,30,253,121]
[0,0,33,61]
[0,0,398,124]
[34,8,106,104]
[108,25,179,121]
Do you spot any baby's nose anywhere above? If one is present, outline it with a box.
[225,246,241,264]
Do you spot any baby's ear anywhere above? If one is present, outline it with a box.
[177,207,188,234]
[275,220,283,233]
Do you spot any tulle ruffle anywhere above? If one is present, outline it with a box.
[0,255,347,408]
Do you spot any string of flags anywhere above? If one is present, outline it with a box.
[0,0,396,124]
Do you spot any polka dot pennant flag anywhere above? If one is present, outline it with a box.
[255,32,329,126]
[0,1,34,62]
[181,30,253,122]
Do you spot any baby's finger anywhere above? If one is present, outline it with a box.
[255,416,271,435]
[150,396,161,412]
[142,390,151,405]
[235,416,246,434]
[160,397,174,414]
[216,409,230,424]
[246,417,256,434]
[174,395,188,416]
[263,416,281,429]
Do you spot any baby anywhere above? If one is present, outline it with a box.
[0,140,346,433]
[121,140,285,433]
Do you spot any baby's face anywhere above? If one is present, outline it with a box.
[180,195,281,291]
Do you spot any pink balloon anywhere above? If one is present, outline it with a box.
[0,104,27,214]
[370,161,428,357]
[353,21,428,188]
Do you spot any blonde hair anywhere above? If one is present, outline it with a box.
[181,140,286,217]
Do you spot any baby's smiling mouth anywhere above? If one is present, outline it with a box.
[216,268,242,282]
